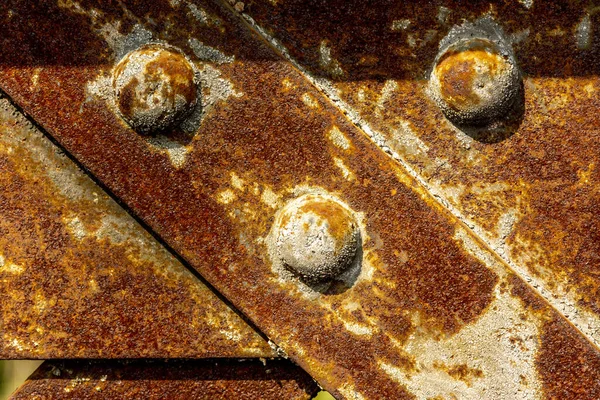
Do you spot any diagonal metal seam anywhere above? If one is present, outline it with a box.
[0,87,287,360]
[223,3,600,353]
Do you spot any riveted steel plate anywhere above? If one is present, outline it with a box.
[9,359,318,400]
[0,96,273,359]
[2,1,600,399]
[237,0,600,353]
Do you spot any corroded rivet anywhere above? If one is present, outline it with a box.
[275,193,360,282]
[112,44,198,134]
[429,19,521,126]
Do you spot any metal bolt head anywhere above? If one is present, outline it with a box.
[275,193,360,282]
[112,44,198,134]
[429,21,521,126]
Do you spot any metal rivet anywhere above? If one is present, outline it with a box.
[112,44,198,134]
[429,19,521,126]
[275,193,361,282]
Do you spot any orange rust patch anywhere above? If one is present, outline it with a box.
[436,49,507,111]
[296,197,356,241]
[144,50,197,104]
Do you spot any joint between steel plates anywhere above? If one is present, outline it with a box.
[0,87,280,358]
[221,1,600,353]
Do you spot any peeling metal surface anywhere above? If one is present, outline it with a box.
[2,1,600,399]
[9,359,318,400]
[0,97,273,358]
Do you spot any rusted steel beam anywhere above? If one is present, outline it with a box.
[238,0,600,351]
[2,1,600,398]
[9,359,318,400]
[0,96,273,359]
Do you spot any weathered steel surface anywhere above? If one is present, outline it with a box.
[238,0,600,351]
[2,1,600,399]
[0,96,273,358]
[9,359,318,399]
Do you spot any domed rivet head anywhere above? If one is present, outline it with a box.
[112,44,198,134]
[275,193,361,282]
[429,19,521,126]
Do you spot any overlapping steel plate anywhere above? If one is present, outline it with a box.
[9,360,318,399]
[0,96,273,358]
[2,1,600,399]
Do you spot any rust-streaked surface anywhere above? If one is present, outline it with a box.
[9,359,318,400]
[2,1,600,399]
[0,96,273,359]
[239,0,600,369]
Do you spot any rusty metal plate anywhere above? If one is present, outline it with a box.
[0,96,273,358]
[2,1,600,399]
[237,0,600,350]
[9,359,318,399]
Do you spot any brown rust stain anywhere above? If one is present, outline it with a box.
[536,317,600,400]
[239,0,600,346]
[432,361,484,387]
[0,97,273,359]
[10,360,318,400]
[508,274,548,314]
[241,0,600,79]
[1,0,599,398]
[508,272,600,400]
[0,0,498,396]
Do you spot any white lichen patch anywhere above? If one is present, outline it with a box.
[319,40,345,79]
[517,0,533,9]
[391,19,411,31]
[217,189,237,204]
[188,38,234,64]
[192,63,243,124]
[30,68,42,89]
[146,136,191,168]
[437,6,452,24]
[301,93,319,109]
[185,3,222,26]
[334,157,356,181]
[65,216,87,241]
[282,78,295,90]
[376,80,398,117]
[339,320,374,336]
[576,14,593,50]
[260,186,281,208]
[8,338,26,352]
[220,329,242,342]
[230,172,245,191]
[389,120,430,157]
[0,255,25,275]
[383,288,542,400]
[454,226,507,277]
[338,383,368,400]
[58,1,153,58]
[327,126,352,150]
